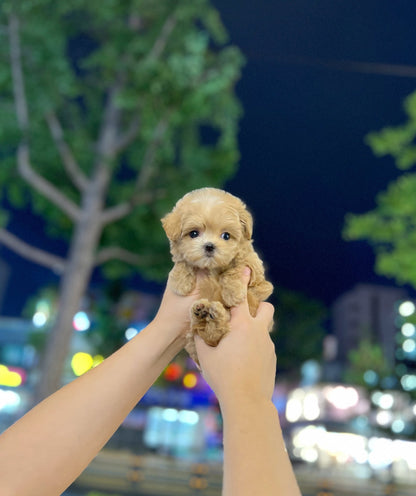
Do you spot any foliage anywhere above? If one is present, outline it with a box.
[0,0,244,280]
[273,288,327,375]
[344,91,416,289]
[0,1,244,398]
[344,338,393,388]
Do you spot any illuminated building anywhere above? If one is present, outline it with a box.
[332,284,407,368]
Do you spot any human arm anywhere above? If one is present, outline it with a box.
[0,277,199,496]
[195,269,301,496]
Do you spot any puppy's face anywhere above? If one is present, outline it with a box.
[162,188,253,270]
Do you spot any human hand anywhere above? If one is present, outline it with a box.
[195,268,276,407]
[152,269,202,344]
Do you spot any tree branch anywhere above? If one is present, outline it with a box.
[95,246,144,267]
[0,228,66,274]
[95,81,124,163]
[17,146,81,221]
[114,116,141,154]
[8,12,81,222]
[136,117,169,190]
[8,12,29,134]
[148,14,177,60]
[45,111,89,191]
[99,188,166,226]
[99,112,169,227]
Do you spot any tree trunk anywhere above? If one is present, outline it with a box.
[33,167,111,403]
[33,218,101,403]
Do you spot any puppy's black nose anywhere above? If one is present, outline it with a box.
[204,242,215,254]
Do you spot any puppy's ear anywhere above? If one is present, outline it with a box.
[238,205,253,240]
[240,208,253,239]
[161,211,182,241]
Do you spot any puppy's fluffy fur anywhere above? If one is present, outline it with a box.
[162,187,273,364]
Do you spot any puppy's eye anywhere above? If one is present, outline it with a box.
[221,232,231,241]
[189,230,199,239]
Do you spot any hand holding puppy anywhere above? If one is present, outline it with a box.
[195,268,276,407]
[161,188,273,364]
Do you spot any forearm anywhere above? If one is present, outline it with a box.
[0,321,183,496]
[221,397,301,496]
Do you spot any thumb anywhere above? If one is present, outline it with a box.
[230,266,252,317]
[242,265,251,287]
[255,302,275,332]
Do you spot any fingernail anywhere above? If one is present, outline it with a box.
[243,266,251,277]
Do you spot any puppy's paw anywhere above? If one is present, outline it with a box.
[191,299,210,320]
[190,300,230,347]
[205,300,226,321]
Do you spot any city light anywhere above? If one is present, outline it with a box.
[71,352,93,376]
[286,396,303,423]
[178,410,199,425]
[368,438,393,470]
[286,385,367,423]
[125,327,138,340]
[0,364,25,387]
[303,392,320,421]
[376,410,393,427]
[398,300,416,317]
[32,299,51,327]
[292,426,368,466]
[73,311,91,331]
[32,311,47,327]
[164,363,183,382]
[391,418,405,434]
[162,408,179,422]
[363,369,378,386]
[0,389,21,412]
[183,372,198,389]
[378,393,394,410]
[325,385,359,410]
[291,424,416,474]
[401,323,416,337]
[402,338,416,353]
[401,374,416,391]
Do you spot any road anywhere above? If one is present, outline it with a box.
[69,449,416,496]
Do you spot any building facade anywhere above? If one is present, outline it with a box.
[332,284,408,367]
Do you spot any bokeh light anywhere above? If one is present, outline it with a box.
[183,372,198,389]
[73,311,91,332]
[398,301,416,317]
[71,352,93,376]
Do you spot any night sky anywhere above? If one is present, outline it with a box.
[219,0,416,305]
[2,1,416,315]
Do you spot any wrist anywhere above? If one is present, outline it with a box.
[219,393,275,419]
[145,320,186,361]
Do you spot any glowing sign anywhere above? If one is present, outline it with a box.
[0,364,26,387]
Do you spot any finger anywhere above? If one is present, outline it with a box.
[255,302,275,331]
[242,266,251,287]
[228,266,254,321]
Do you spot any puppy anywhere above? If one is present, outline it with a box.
[162,187,273,364]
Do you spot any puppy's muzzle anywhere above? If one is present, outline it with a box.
[204,242,216,256]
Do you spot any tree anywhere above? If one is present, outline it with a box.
[273,288,327,376]
[344,91,416,289]
[344,338,393,388]
[0,0,244,402]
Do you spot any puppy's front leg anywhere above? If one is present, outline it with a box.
[169,262,196,295]
[219,267,246,308]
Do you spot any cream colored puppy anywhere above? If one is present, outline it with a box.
[162,187,273,364]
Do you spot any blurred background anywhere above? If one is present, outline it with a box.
[1,0,416,494]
